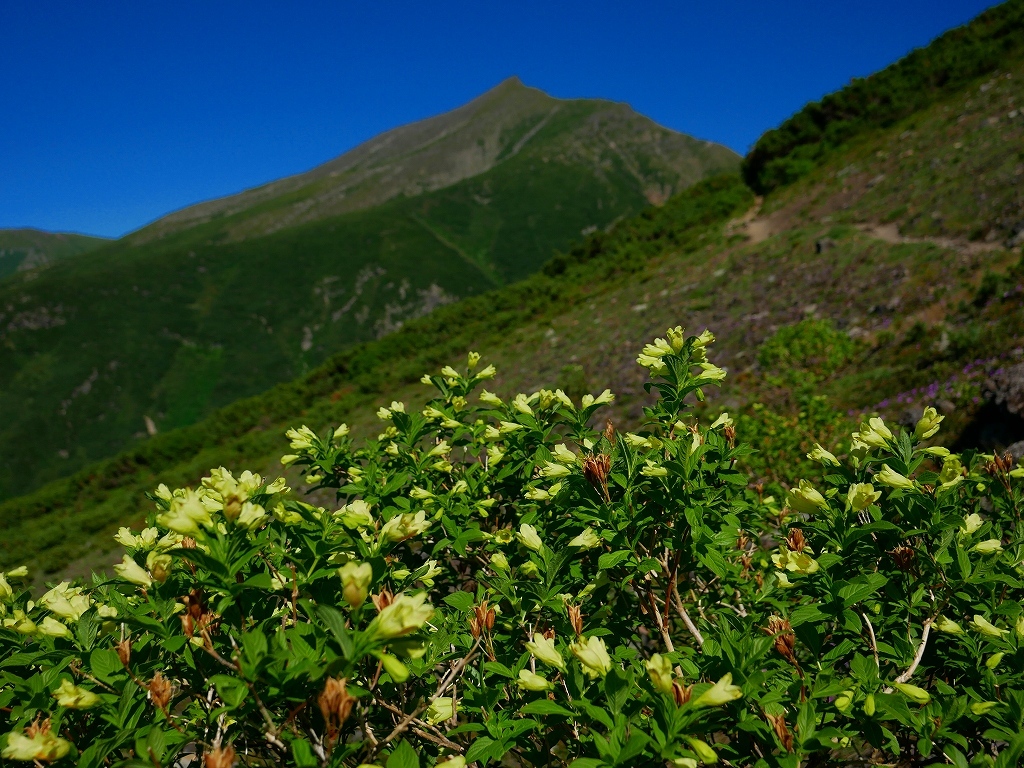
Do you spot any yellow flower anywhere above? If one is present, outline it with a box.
[369,593,434,639]
[637,353,667,374]
[540,461,571,479]
[146,552,173,584]
[425,696,455,724]
[516,524,543,552]
[339,562,373,608]
[380,511,430,543]
[333,423,350,439]
[479,390,503,407]
[476,364,497,380]
[960,513,983,536]
[771,548,819,574]
[37,616,73,639]
[156,488,214,535]
[693,673,743,707]
[52,679,101,709]
[847,483,881,511]
[646,653,675,697]
[467,351,480,370]
[526,633,565,671]
[710,413,733,430]
[499,421,524,434]
[517,669,553,691]
[971,615,1007,638]
[39,582,91,621]
[877,464,915,490]
[512,394,534,415]
[787,479,827,514]
[569,529,601,550]
[2,728,72,762]
[855,417,894,449]
[553,389,574,409]
[971,701,999,715]
[974,539,1004,555]
[285,425,317,450]
[807,444,839,466]
[641,461,669,478]
[933,616,964,635]
[337,500,374,529]
[581,389,614,408]
[939,455,964,490]
[914,406,944,440]
[570,636,612,679]
[698,363,727,381]
[114,555,152,588]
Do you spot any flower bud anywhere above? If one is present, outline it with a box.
[490,552,510,573]
[914,406,944,440]
[646,653,675,697]
[934,616,964,635]
[808,444,839,466]
[986,652,1005,669]
[379,653,410,683]
[971,615,1007,638]
[38,616,72,639]
[863,693,876,716]
[835,690,855,713]
[971,701,998,715]
[686,737,719,764]
[570,636,612,679]
[517,669,553,691]
[339,562,373,608]
[693,673,743,707]
[877,464,916,490]
[892,683,930,705]
[526,632,566,671]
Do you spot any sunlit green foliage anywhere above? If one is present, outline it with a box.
[3,330,1024,766]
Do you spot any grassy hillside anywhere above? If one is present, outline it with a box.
[743,0,1024,192]
[0,81,738,501]
[5,3,1024,578]
[0,228,107,279]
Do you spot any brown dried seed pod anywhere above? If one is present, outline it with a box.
[890,545,916,571]
[372,588,394,612]
[116,638,131,667]
[786,529,806,553]
[567,604,584,636]
[204,744,237,768]
[765,616,797,665]
[148,671,173,713]
[766,713,794,752]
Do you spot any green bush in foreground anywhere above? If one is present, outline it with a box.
[2,328,1024,767]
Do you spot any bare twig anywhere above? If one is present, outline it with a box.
[859,610,880,672]
[894,619,932,684]
[672,588,705,648]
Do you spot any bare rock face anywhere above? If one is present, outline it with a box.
[1005,440,1024,461]
[990,363,1024,415]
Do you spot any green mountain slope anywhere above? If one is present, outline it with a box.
[6,2,1023,578]
[0,79,739,501]
[0,229,108,279]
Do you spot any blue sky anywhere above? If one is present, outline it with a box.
[0,1,1000,237]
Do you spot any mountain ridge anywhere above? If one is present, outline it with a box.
[128,77,737,245]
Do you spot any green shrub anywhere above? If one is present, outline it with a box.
[2,327,1023,767]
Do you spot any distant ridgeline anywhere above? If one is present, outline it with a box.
[743,0,1024,193]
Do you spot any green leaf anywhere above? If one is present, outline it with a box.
[597,550,632,570]
[789,604,826,627]
[209,674,248,708]
[290,738,319,768]
[387,740,420,768]
[464,736,497,763]
[520,700,574,717]
[89,648,124,684]
[317,605,354,659]
[568,759,606,768]
[442,591,476,612]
